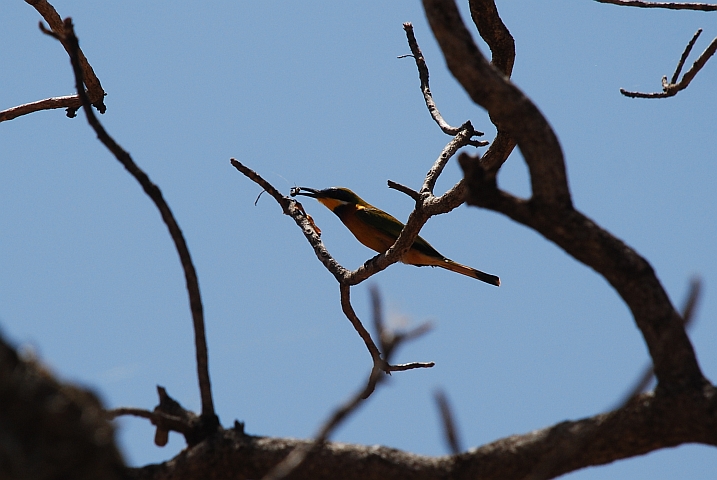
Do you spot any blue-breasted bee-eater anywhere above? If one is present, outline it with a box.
[292,187,500,286]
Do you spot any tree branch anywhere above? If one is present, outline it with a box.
[595,0,717,10]
[262,288,433,480]
[424,0,706,393]
[620,29,717,98]
[42,19,218,432]
[0,0,107,123]
[401,22,486,144]
[423,0,569,206]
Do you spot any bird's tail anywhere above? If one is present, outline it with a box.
[440,259,500,286]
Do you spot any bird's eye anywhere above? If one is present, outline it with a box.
[290,187,300,197]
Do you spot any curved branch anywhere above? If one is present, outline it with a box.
[468,0,515,76]
[424,0,705,392]
[423,0,569,207]
[44,19,218,429]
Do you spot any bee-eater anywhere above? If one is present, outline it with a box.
[292,187,500,286]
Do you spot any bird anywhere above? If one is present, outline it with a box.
[291,186,500,286]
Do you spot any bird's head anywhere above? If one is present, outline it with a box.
[291,187,368,210]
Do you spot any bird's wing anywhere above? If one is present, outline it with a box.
[354,206,444,259]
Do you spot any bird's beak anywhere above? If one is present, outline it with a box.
[291,187,321,198]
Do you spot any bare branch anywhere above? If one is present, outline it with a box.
[263,288,432,480]
[106,386,215,448]
[434,389,463,454]
[422,124,477,194]
[402,22,485,139]
[43,19,218,431]
[671,28,702,84]
[231,159,351,282]
[0,0,108,123]
[387,180,422,201]
[615,277,703,407]
[595,0,717,10]
[424,0,704,391]
[620,30,717,98]
[468,0,516,76]
[423,0,570,207]
[0,95,83,122]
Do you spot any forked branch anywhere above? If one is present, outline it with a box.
[620,29,717,98]
[262,288,432,480]
[0,0,106,122]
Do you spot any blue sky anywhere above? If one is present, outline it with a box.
[1,1,716,478]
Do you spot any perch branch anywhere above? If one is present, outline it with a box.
[42,19,218,431]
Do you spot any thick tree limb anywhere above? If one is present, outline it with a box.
[127,386,717,479]
[424,0,567,206]
[425,0,705,392]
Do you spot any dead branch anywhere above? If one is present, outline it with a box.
[107,387,216,447]
[434,389,463,454]
[41,18,219,437]
[596,0,717,10]
[0,0,106,122]
[615,277,703,407]
[620,29,717,98]
[401,22,486,145]
[262,288,433,480]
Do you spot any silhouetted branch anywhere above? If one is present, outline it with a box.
[42,19,218,434]
[615,277,703,407]
[434,389,463,454]
[0,0,106,122]
[596,0,717,10]
[620,29,717,98]
[426,0,705,390]
[401,22,486,145]
[468,0,516,76]
[107,386,215,447]
[262,288,432,480]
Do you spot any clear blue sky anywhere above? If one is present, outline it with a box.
[2,1,716,478]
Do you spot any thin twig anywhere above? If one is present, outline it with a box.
[43,19,218,429]
[387,180,421,201]
[423,124,477,194]
[231,159,350,281]
[595,0,717,10]
[262,288,432,480]
[671,29,702,84]
[402,22,487,143]
[434,389,463,454]
[621,31,717,98]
